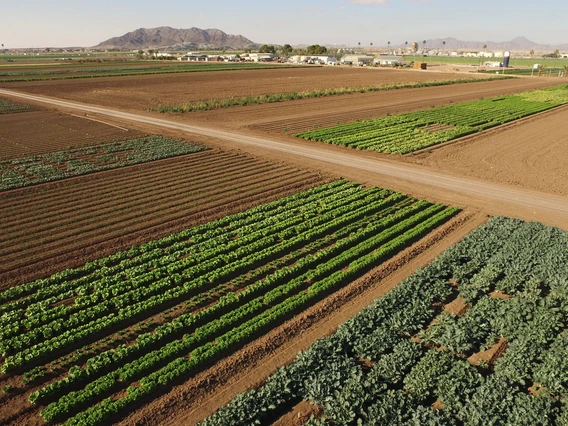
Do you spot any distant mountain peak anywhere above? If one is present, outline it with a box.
[95,27,257,49]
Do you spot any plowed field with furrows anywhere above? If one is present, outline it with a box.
[0,150,325,288]
[0,110,141,160]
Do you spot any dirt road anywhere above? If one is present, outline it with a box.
[2,88,567,230]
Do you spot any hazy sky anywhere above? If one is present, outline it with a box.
[2,0,566,48]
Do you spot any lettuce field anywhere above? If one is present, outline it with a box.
[297,85,568,154]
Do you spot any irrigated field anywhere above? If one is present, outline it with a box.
[200,217,568,425]
[0,180,458,426]
[296,85,568,154]
[1,62,568,426]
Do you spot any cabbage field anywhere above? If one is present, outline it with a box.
[201,217,568,425]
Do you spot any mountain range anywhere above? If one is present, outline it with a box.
[95,28,567,52]
[95,27,257,49]
[399,36,568,52]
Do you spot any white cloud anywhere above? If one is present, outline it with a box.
[349,0,389,5]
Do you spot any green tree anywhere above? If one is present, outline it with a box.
[259,45,276,54]
[307,44,328,55]
[281,44,293,55]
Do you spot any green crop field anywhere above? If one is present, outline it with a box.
[297,85,568,154]
[0,62,302,82]
[0,180,457,425]
[0,136,207,191]
[201,217,568,425]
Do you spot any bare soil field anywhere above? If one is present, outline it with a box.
[0,150,324,288]
[0,66,501,111]
[0,110,141,160]
[406,104,568,197]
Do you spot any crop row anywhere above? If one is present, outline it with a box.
[155,77,510,113]
[297,84,568,154]
[39,203,457,424]
[200,217,568,426]
[0,136,208,191]
[0,180,458,424]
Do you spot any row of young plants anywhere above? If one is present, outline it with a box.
[0,136,207,191]
[38,204,457,425]
[200,217,568,426]
[155,76,511,113]
[2,186,402,366]
[0,180,458,424]
[296,84,568,154]
[0,98,34,114]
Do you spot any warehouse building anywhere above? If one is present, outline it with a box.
[340,55,374,66]
[373,55,405,66]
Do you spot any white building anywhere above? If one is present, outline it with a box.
[242,53,275,62]
[341,55,374,65]
[373,55,405,66]
[308,55,338,65]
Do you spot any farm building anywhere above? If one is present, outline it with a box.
[178,53,208,61]
[340,55,374,65]
[373,55,405,66]
[308,55,338,65]
[242,53,275,62]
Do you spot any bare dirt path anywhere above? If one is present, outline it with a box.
[1,88,567,231]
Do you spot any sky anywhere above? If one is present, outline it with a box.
[2,0,567,48]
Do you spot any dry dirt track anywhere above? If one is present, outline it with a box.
[2,88,568,230]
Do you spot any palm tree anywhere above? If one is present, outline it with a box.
[422,40,427,54]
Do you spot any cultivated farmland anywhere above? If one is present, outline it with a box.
[0,136,207,190]
[0,110,143,161]
[0,98,34,114]
[0,150,325,287]
[200,217,568,425]
[1,60,568,426]
[0,181,458,425]
[296,85,568,154]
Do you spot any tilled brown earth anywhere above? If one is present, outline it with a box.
[0,66,500,111]
[0,110,142,160]
[405,104,568,197]
[0,150,325,288]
